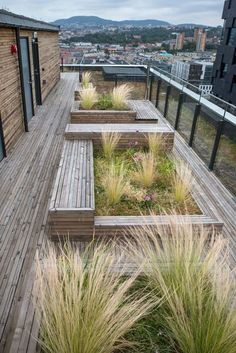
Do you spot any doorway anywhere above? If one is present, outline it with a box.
[32,37,42,105]
[20,37,34,125]
[0,117,6,162]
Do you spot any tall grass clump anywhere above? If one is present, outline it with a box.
[172,161,193,203]
[111,84,132,110]
[102,162,127,205]
[133,153,157,188]
[147,132,163,157]
[80,86,98,110]
[34,242,155,353]
[101,131,121,160]
[127,217,236,353]
[81,71,92,89]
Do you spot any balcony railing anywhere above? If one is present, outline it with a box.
[61,64,236,197]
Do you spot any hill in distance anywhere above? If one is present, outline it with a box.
[53,16,171,27]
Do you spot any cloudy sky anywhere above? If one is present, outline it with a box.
[2,0,225,25]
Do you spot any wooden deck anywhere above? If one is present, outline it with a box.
[0,73,78,353]
[0,73,236,353]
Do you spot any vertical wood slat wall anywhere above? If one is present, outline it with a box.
[0,27,60,154]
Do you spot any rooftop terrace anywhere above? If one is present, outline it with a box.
[0,69,236,352]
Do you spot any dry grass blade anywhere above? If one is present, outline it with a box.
[81,71,92,89]
[126,215,236,353]
[133,152,157,188]
[101,131,121,160]
[172,161,193,203]
[80,86,98,110]
[147,132,163,157]
[101,162,127,205]
[34,242,155,353]
[111,84,133,110]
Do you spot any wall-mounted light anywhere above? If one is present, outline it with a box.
[33,32,38,39]
[11,44,17,55]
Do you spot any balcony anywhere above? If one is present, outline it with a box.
[0,67,236,352]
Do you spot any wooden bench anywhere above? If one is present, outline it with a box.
[94,215,224,238]
[129,100,162,122]
[65,124,174,151]
[48,140,95,240]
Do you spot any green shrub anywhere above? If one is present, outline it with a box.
[97,94,113,110]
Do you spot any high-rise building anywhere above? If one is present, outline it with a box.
[195,28,207,51]
[175,32,185,50]
[212,0,236,105]
[194,28,200,42]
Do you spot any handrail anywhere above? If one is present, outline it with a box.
[61,63,236,125]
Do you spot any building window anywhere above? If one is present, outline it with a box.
[230,75,236,92]
[233,50,236,64]
[227,27,236,46]
[220,63,228,78]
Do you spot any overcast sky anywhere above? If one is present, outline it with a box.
[1,0,225,25]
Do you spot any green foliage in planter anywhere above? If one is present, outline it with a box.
[94,147,200,216]
[96,93,113,110]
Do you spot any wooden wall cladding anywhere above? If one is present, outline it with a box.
[0,28,60,155]
[0,28,24,153]
[37,31,60,101]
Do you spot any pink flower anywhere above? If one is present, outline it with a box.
[144,195,152,201]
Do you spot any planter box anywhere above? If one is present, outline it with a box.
[48,138,223,241]
[71,101,138,124]
[71,100,160,124]
[65,123,174,152]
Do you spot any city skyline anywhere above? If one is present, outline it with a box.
[1,0,225,26]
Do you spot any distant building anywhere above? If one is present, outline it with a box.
[212,0,236,105]
[175,32,185,50]
[171,60,213,94]
[194,28,207,51]
[195,61,214,95]
[171,61,202,85]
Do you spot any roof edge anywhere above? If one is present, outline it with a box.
[0,10,59,32]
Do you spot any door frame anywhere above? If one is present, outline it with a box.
[0,114,6,160]
[16,29,34,132]
[32,37,42,105]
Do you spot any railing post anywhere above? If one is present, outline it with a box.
[149,75,154,101]
[164,85,171,118]
[189,103,201,147]
[145,63,151,99]
[115,75,118,87]
[175,92,184,130]
[209,119,224,171]
[61,56,64,72]
[155,79,161,108]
